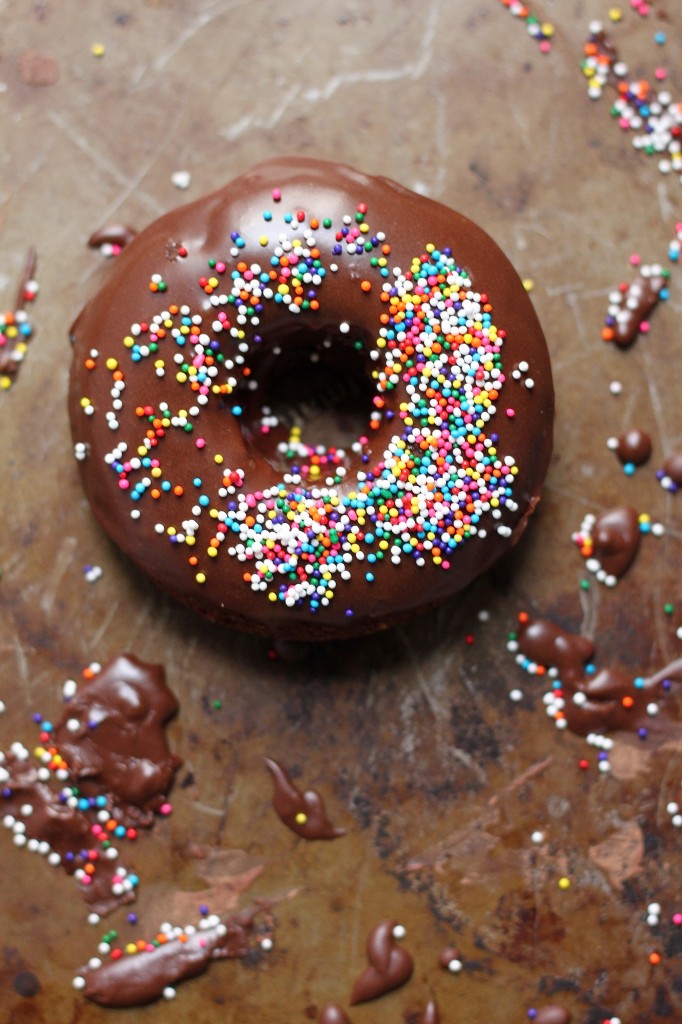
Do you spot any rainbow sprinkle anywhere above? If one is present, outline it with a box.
[0,248,38,390]
[497,0,554,53]
[582,22,682,181]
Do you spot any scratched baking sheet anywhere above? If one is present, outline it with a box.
[1,2,681,1021]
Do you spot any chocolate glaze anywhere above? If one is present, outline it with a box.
[318,1005,352,1024]
[349,920,413,1005]
[78,905,271,1007]
[613,428,652,467]
[574,505,640,582]
[69,157,553,641]
[264,758,346,840]
[53,653,181,827]
[516,616,681,736]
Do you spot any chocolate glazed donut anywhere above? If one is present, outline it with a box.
[69,157,553,640]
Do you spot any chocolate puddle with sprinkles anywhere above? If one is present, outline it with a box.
[0,655,180,915]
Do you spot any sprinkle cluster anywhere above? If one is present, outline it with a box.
[582,22,682,181]
[0,250,38,390]
[81,198,518,614]
[497,0,554,53]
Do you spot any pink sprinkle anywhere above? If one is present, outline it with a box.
[655,68,667,80]
[539,40,551,54]
[118,479,130,490]
[506,408,515,418]
[672,913,682,926]
[196,438,206,449]
[639,320,650,333]
[629,253,641,266]
[272,188,282,202]
[159,802,172,816]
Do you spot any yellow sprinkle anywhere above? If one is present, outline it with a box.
[195,572,206,584]
[214,454,224,464]
[91,42,106,57]
[522,278,534,292]
[125,943,137,955]
[79,397,91,408]
[105,358,118,371]
[558,877,571,890]
[294,812,308,825]
[608,7,622,22]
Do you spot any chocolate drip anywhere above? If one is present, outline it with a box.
[78,906,270,1007]
[264,758,346,840]
[53,653,181,827]
[349,920,413,1005]
[516,616,681,736]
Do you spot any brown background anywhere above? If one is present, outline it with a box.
[1,1,681,1022]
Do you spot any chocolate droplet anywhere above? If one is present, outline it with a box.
[349,920,413,1005]
[614,429,652,467]
[264,758,345,840]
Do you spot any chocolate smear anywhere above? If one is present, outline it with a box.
[77,905,272,1007]
[264,758,346,840]
[18,49,60,87]
[349,920,413,1005]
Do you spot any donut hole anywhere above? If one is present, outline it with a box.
[239,325,377,475]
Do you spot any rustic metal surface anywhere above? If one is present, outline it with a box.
[1,2,681,1022]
